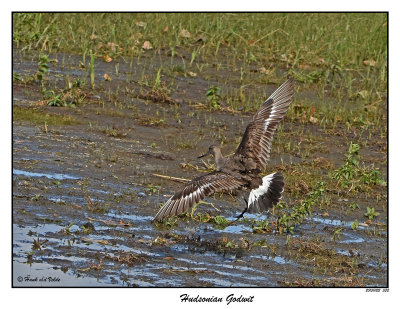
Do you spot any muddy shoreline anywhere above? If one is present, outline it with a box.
[13,50,387,287]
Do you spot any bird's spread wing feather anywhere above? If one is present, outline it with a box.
[154,172,245,221]
[247,172,284,213]
[234,79,294,171]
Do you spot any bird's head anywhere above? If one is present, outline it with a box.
[198,144,221,159]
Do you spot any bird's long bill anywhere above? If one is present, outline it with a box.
[198,150,211,159]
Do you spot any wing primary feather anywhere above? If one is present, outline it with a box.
[154,172,244,221]
[234,79,294,171]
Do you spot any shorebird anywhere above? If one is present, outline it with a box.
[154,78,294,221]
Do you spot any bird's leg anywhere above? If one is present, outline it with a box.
[231,196,249,222]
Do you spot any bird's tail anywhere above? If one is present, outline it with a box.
[246,172,284,214]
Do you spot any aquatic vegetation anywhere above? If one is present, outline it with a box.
[364,207,380,220]
[206,86,222,110]
[89,49,95,89]
[211,215,230,228]
[277,182,325,234]
[332,142,386,190]
[13,106,79,125]
[351,219,359,230]
[252,219,272,234]
[36,54,49,82]
[332,227,343,242]
[43,78,87,107]
[349,203,360,210]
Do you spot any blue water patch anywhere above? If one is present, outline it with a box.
[250,253,296,266]
[339,232,365,244]
[336,249,352,256]
[13,169,80,180]
[310,216,366,230]
[227,213,268,221]
[199,276,250,287]
[13,260,111,287]
[312,217,344,226]
[107,209,153,222]
[214,224,253,234]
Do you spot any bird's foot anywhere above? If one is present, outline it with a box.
[229,197,249,224]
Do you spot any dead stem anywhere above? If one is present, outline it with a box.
[152,173,190,184]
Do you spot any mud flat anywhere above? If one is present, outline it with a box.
[13,49,387,287]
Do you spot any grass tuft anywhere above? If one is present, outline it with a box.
[13,106,79,125]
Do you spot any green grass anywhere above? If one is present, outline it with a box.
[13,13,387,71]
[13,106,79,125]
[13,13,387,131]
[364,207,380,220]
[12,13,386,83]
[275,182,325,234]
[332,142,387,190]
[206,86,222,110]
[13,13,388,131]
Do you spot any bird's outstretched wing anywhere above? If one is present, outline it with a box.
[234,79,294,171]
[154,172,245,221]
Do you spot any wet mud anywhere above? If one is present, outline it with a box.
[13,49,387,287]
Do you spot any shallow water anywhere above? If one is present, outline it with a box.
[12,50,387,287]
[13,168,80,180]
